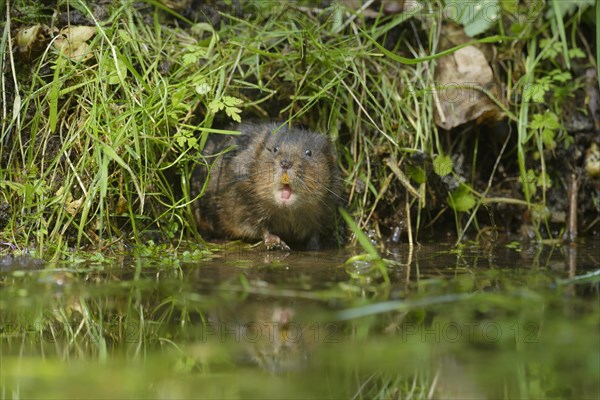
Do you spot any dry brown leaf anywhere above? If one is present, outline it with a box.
[585,143,600,178]
[15,24,53,60]
[16,24,44,51]
[434,45,502,130]
[65,196,84,216]
[115,195,128,215]
[56,187,83,216]
[54,26,96,60]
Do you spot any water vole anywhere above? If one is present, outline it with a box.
[191,122,342,250]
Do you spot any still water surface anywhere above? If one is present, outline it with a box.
[1,239,599,399]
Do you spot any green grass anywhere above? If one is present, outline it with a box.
[0,0,596,256]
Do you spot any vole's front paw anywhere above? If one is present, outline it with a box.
[263,232,291,252]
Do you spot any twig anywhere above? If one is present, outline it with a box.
[565,173,578,242]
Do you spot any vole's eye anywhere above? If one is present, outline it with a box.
[304,149,312,157]
[273,146,280,153]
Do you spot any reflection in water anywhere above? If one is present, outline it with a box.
[241,304,307,372]
[0,241,598,398]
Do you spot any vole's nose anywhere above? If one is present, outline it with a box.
[280,159,293,170]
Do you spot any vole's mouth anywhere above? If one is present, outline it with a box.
[281,184,292,200]
[274,172,296,205]
[275,183,296,206]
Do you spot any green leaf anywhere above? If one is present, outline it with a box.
[194,77,211,95]
[226,107,242,122]
[106,58,128,85]
[530,112,560,130]
[446,0,500,37]
[208,99,224,113]
[433,154,453,177]
[223,96,242,107]
[562,134,574,149]
[174,131,188,148]
[539,39,561,59]
[174,130,199,149]
[187,136,198,148]
[523,82,547,103]
[544,112,560,129]
[530,114,545,130]
[541,128,556,150]
[525,169,537,197]
[406,165,426,184]
[195,82,210,95]
[550,70,571,83]
[208,96,243,122]
[568,48,586,59]
[536,171,552,188]
[499,0,519,14]
[448,184,477,212]
[182,53,198,65]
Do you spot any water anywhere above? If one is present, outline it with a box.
[1,239,599,399]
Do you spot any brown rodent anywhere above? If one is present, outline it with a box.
[191,122,342,251]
